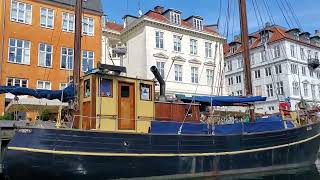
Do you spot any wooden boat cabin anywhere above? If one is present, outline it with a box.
[76,64,200,133]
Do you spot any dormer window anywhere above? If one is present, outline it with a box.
[261,33,269,44]
[193,18,203,30]
[170,11,181,25]
[231,46,237,54]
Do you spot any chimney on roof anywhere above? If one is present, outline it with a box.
[154,6,164,14]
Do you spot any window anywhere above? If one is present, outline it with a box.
[10,0,32,24]
[315,52,319,60]
[260,51,266,62]
[155,31,164,49]
[60,47,74,70]
[261,33,269,44]
[174,64,182,81]
[236,90,243,96]
[37,80,51,90]
[170,12,181,25]
[250,53,255,65]
[236,75,241,84]
[191,67,199,83]
[268,106,275,111]
[193,18,203,30]
[111,44,122,58]
[255,85,262,96]
[293,81,300,96]
[60,83,68,90]
[226,60,233,72]
[82,50,94,72]
[100,79,112,97]
[190,39,197,55]
[300,48,305,60]
[276,81,284,95]
[7,78,28,87]
[307,50,312,60]
[173,35,181,52]
[228,77,234,85]
[317,72,320,79]
[40,7,54,28]
[303,83,308,96]
[266,84,273,97]
[237,58,243,68]
[8,38,30,64]
[275,64,282,74]
[273,45,280,58]
[84,79,90,98]
[156,61,165,78]
[290,64,298,74]
[205,42,212,58]
[265,67,272,76]
[140,84,151,101]
[318,85,320,97]
[82,16,94,36]
[38,43,52,67]
[206,69,213,86]
[310,70,314,77]
[290,45,296,57]
[302,66,306,76]
[254,70,261,79]
[311,84,316,99]
[62,12,74,32]
[231,46,237,54]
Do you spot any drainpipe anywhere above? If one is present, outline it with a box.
[0,0,6,84]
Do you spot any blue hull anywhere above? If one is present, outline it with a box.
[3,122,320,179]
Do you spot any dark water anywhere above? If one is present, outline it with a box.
[188,160,320,180]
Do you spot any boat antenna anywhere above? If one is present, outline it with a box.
[239,0,255,122]
[73,0,83,126]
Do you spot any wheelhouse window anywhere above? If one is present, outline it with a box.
[140,84,151,101]
[40,7,54,28]
[155,31,164,49]
[62,12,74,32]
[82,50,94,72]
[7,78,28,87]
[100,78,112,97]
[84,79,90,98]
[8,38,30,64]
[10,0,32,24]
[38,43,53,67]
[60,47,74,70]
[37,80,51,90]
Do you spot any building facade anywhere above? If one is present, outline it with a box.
[0,0,103,118]
[224,24,320,114]
[102,6,225,97]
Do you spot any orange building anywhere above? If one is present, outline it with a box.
[0,0,103,119]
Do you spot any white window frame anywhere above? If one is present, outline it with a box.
[273,45,280,58]
[37,80,51,90]
[236,75,241,84]
[276,81,284,95]
[206,69,213,86]
[237,58,243,69]
[290,64,298,74]
[193,18,203,30]
[303,83,308,96]
[174,64,183,82]
[293,81,300,96]
[62,12,74,32]
[205,42,212,58]
[155,31,164,49]
[82,16,94,36]
[173,35,182,52]
[156,61,165,78]
[275,64,282,74]
[82,50,94,72]
[255,70,261,79]
[311,84,316,99]
[300,47,305,60]
[227,60,233,72]
[6,77,28,87]
[302,66,306,76]
[190,39,198,55]
[8,38,31,64]
[260,51,266,62]
[265,67,272,76]
[38,43,53,68]
[40,7,54,29]
[266,84,274,97]
[60,83,68,90]
[10,0,32,24]
[170,11,181,25]
[191,67,199,84]
[290,45,296,57]
[60,47,74,70]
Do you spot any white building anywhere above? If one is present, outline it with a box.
[102,6,225,97]
[224,24,320,114]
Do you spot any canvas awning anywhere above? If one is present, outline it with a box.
[181,96,267,106]
[5,98,68,112]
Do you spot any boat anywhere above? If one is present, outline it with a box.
[2,0,320,179]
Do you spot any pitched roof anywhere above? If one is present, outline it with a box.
[224,25,320,57]
[106,22,123,33]
[46,0,103,13]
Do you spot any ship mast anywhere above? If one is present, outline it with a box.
[239,0,255,122]
[73,0,82,122]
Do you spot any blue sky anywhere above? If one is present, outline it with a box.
[102,0,319,41]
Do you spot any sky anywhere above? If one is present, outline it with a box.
[102,0,319,41]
